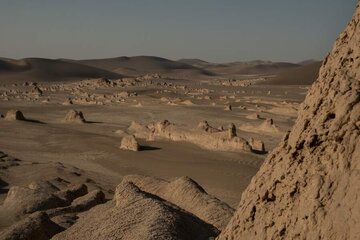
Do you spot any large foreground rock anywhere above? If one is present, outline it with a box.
[122,175,234,230]
[218,3,360,240]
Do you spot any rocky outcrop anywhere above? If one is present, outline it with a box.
[121,175,234,230]
[248,138,265,153]
[218,3,360,240]
[129,120,252,152]
[0,212,64,240]
[52,180,219,240]
[4,110,26,121]
[0,177,105,235]
[239,118,281,135]
[63,110,86,123]
[3,186,68,215]
[119,135,140,151]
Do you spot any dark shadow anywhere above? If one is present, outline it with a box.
[24,118,46,124]
[84,120,103,124]
[140,145,161,151]
[1,117,45,124]
[0,178,8,187]
[0,188,9,194]
[0,178,9,194]
[251,149,268,155]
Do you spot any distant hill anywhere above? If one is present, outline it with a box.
[68,56,215,77]
[264,61,322,85]
[177,58,213,68]
[0,56,320,83]
[204,61,300,75]
[297,59,320,66]
[0,58,122,83]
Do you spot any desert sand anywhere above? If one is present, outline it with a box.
[0,59,306,239]
[0,2,359,240]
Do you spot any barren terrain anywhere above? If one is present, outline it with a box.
[1,3,358,238]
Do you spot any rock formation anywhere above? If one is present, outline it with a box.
[0,150,110,239]
[0,212,64,240]
[4,110,26,121]
[63,110,86,123]
[129,120,252,152]
[218,3,360,239]
[239,117,281,135]
[248,137,265,153]
[119,135,140,151]
[224,104,232,111]
[52,178,220,240]
[246,113,261,120]
[121,175,234,230]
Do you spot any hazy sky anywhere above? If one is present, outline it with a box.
[0,0,357,63]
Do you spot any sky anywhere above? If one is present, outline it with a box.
[0,0,357,63]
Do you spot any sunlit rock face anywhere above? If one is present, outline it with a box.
[218,3,360,240]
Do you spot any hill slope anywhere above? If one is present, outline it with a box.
[177,58,213,68]
[71,56,215,77]
[205,61,300,75]
[264,61,322,85]
[0,58,123,83]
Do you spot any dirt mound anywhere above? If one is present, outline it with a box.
[52,180,219,240]
[122,175,234,230]
[218,3,360,239]
[63,110,86,123]
[3,185,68,216]
[0,150,112,238]
[4,110,26,121]
[0,212,64,240]
[0,180,106,237]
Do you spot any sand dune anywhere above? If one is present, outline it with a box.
[0,56,321,84]
[264,61,322,85]
[204,61,300,75]
[297,59,320,66]
[0,58,123,83]
[177,58,214,68]
[68,56,215,77]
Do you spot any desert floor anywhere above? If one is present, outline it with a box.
[0,76,306,215]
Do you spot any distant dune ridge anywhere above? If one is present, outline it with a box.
[0,58,122,83]
[1,54,321,84]
[177,58,214,68]
[205,61,300,75]
[67,56,215,77]
[264,61,322,85]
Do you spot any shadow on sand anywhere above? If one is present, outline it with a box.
[140,145,161,151]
